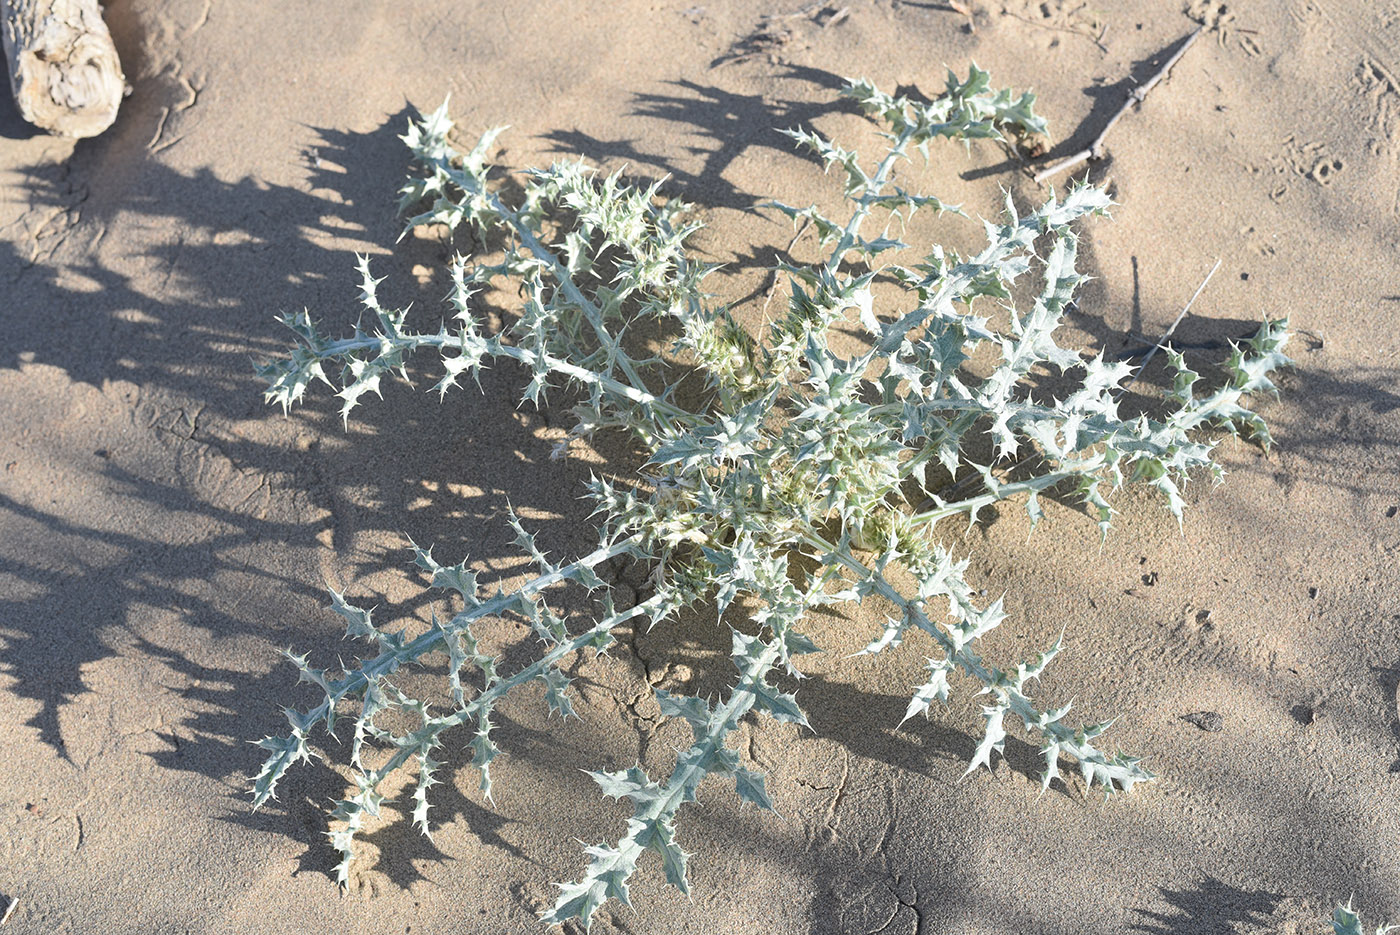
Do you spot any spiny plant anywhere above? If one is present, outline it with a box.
[251,67,1290,928]
[1334,900,1398,935]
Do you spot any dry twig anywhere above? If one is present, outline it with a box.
[1122,257,1221,391]
[821,6,849,28]
[1033,26,1203,184]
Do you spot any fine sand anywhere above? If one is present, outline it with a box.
[2,1,1399,933]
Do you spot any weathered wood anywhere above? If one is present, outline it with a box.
[1032,26,1203,184]
[1,0,123,138]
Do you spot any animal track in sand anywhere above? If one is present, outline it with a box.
[1265,137,1347,197]
[1358,57,1400,162]
[1185,1,1266,56]
[1309,157,1345,185]
[1238,225,1278,258]
[1185,1,1235,45]
[1356,56,1400,214]
[998,0,1106,52]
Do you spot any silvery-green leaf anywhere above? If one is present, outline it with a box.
[733,767,776,811]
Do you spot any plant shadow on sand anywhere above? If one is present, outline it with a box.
[0,93,629,877]
[1130,876,1283,935]
[2,62,1396,929]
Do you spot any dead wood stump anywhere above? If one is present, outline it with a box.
[2,0,123,138]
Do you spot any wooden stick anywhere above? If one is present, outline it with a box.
[2,0,124,138]
[1032,26,1203,184]
[1121,257,1220,392]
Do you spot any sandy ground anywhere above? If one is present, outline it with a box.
[1,0,1399,932]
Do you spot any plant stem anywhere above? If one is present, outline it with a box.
[488,189,660,399]
[313,329,693,420]
[273,536,642,750]
[825,124,917,272]
[362,593,663,788]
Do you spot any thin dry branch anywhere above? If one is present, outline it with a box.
[1032,26,1203,184]
[1122,257,1220,392]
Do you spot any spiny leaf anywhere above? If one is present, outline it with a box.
[329,588,377,642]
[751,681,810,729]
[733,767,776,811]
[901,658,953,724]
[1333,900,1399,935]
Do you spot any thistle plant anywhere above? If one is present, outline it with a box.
[1334,901,1398,935]
[252,67,1290,928]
